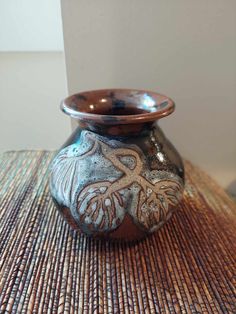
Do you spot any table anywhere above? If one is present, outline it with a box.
[0,151,235,313]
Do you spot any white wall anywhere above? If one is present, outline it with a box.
[61,0,236,190]
[0,52,70,153]
[0,1,70,154]
[0,0,63,51]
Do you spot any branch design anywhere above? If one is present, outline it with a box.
[76,132,183,232]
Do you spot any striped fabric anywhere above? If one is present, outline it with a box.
[0,151,235,313]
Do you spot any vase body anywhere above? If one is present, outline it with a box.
[50,89,184,241]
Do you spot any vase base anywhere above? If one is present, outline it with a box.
[53,199,150,241]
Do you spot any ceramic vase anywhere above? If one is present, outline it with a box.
[50,89,184,241]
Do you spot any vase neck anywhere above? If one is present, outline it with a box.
[76,120,156,137]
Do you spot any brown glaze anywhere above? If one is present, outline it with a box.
[55,204,148,242]
[61,88,175,126]
[50,89,184,241]
[76,120,154,136]
[53,198,78,230]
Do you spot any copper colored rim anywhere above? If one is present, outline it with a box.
[61,88,175,125]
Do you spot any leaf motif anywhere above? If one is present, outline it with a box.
[50,144,82,208]
[50,135,99,208]
[76,181,126,233]
[50,130,184,235]
[135,178,183,231]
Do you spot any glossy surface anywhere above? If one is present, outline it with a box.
[61,89,175,124]
[50,89,184,241]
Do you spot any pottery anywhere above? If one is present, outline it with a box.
[50,89,184,241]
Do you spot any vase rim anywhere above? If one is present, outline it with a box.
[61,88,175,125]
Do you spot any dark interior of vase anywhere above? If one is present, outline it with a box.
[66,89,170,116]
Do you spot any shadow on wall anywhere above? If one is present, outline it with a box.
[227,180,236,198]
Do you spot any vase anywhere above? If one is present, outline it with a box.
[50,89,184,241]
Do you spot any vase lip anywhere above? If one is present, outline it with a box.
[61,88,175,125]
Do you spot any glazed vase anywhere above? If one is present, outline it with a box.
[50,89,184,241]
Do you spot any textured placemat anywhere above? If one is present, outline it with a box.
[0,151,235,313]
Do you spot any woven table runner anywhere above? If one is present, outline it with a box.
[0,151,235,313]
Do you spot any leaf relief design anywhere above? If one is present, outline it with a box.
[50,136,99,208]
[134,178,183,231]
[51,130,184,233]
[76,181,126,233]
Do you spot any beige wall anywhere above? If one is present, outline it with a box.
[0,0,63,51]
[61,0,236,190]
[0,52,70,153]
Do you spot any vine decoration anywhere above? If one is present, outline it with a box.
[76,132,183,233]
[50,131,183,233]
